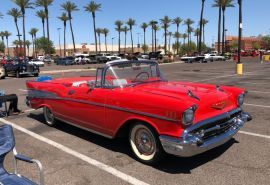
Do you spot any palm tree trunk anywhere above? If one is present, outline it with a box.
[196,35,199,48]
[118,31,121,54]
[15,20,22,52]
[217,6,221,54]
[98,34,101,53]
[124,32,127,53]
[69,16,76,53]
[45,8,51,56]
[130,28,134,53]
[203,25,205,45]
[22,13,26,59]
[143,30,146,47]
[222,9,225,54]
[177,25,179,54]
[32,36,34,57]
[168,34,171,53]
[6,37,9,56]
[152,28,154,52]
[64,23,66,57]
[199,0,205,53]
[154,30,157,52]
[92,13,98,54]
[105,35,107,53]
[164,28,167,55]
[42,20,45,38]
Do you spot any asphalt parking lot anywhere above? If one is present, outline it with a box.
[0,58,270,185]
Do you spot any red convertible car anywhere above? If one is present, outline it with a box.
[26,60,252,164]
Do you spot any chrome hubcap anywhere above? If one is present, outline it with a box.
[135,128,155,156]
[45,108,53,123]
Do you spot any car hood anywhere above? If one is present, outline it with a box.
[136,81,237,122]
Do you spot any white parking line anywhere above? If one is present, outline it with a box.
[249,90,270,94]
[239,131,270,139]
[19,89,27,92]
[245,103,270,108]
[0,118,149,185]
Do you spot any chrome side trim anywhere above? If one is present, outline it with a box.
[55,116,113,139]
[27,89,179,122]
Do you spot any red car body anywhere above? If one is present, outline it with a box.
[25,60,251,163]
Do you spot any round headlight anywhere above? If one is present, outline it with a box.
[182,108,194,126]
[237,94,245,107]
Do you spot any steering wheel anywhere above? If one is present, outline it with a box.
[134,72,150,81]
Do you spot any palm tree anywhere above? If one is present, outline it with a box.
[167,32,173,53]
[173,32,181,53]
[201,19,209,45]
[160,16,171,55]
[194,28,200,48]
[96,28,102,52]
[198,0,206,53]
[127,18,136,53]
[7,8,22,48]
[153,24,160,52]
[141,22,148,51]
[61,1,79,53]
[122,26,129,53]
[213,0,222,54]
[184,19,194,47]
[221,0,234,54]
[173,17,182,53]
[24,40,31,56]
[187,27,194,46]
[58,12,69,57]
[29,28,38,57]
[13,0,33,58]
[0,32,4,43]
[35,0,54,41]
[84,1,102,54]
[182,33,188,45]
[115,20,123,54]
[102,28,109,53]
[36,10,46,37]
[3,31,11,56]
[149,20,158,52]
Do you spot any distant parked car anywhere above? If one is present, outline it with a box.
[0,67,5,79]
[56,57,74,65]
[204,54,225,62]
[74,55,89,65]
[4,60,39,78]
[43,57,52,64]
[29,59,45,67]
[149,51,163,60]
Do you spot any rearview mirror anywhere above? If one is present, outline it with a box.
[87,80,95,90]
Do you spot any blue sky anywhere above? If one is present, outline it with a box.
[0,0,269,47]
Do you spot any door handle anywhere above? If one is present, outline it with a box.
[68,90,75,95]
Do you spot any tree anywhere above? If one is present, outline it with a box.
[29,28,38,56]
[102,28,109,53]
[153,24,160,52]
[173,17,182,54]
[141,22,148,51]
[213,0,222,54]
[13,0,33,58]
[194,28,200,49]
[221,0,234,54]
[182,33,188,45]
[0,41,5,53]
[35,0,54,44]
[149,20,158,52]
[187,27,194,50]
[160,15,171,55]
[141,44,149,53]
[167,32,172,52]
[35,37,55,54]
[7,8,23,49]
[122,26,129,53]
[36,10,46,37]
[201,19,209,45]
[3,31,11,56]
[173,32,181,54]
[61,1,79,53]
[84,1,102,54]
[0,32,4,42]
[13,40,23,56]
[115,20,123,54]
[252,42,260,50]
[58,12,69,57]
[96,28,102,52]
[24,40,31,56]
[198,0,206,53]
[184,19,194,48]
[127,18,136,53]
[262,36,270,50]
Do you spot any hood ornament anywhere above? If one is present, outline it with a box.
[211,101,227,110]
[216,85,225,92]
[187,90,200,101]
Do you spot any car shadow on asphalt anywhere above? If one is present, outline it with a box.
[28,112,239,174]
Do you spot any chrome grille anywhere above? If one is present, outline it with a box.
[26,65,34,72]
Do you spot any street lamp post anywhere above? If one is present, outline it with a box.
[111,37,115,54]
[237,0,243,75]
[57,28,62,57]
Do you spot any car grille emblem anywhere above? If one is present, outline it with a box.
[211,101,227,110]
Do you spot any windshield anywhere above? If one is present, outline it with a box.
[104,62,165,87]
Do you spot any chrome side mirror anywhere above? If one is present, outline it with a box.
[87,80,96,90]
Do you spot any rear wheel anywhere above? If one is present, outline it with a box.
[129,123,164,164]
[43,106,56,126]
[16,71,21,78]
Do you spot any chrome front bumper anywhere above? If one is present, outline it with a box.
[159,111,252,157]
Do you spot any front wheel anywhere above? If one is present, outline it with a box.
[16,71,21,78]
[129,123,164,164]
[43,106,57,126]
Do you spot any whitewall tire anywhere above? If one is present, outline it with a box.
[43,106,56,126]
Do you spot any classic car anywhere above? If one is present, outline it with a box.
[25,60,252,164]
[29,59,45,67]
[4,60,39,78]
[0,67,5,79]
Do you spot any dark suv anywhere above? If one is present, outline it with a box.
[4,59,39,78]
